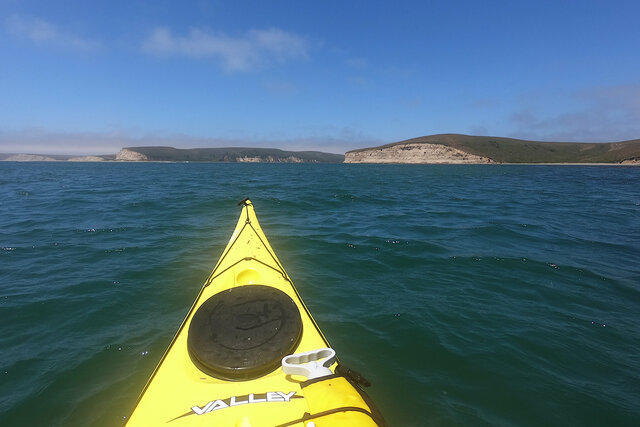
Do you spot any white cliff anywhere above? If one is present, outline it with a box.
[116,148,149,161]
[345,143,496,164]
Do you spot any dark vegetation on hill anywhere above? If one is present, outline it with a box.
[124,146,345,163]
[348,134,640,163]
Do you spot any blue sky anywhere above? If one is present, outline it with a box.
[1,0,639,154]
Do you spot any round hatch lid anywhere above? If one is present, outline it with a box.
[187,285,303,380]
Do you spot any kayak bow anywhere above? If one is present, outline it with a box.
[127,199,385,426]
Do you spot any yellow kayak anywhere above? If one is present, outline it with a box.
[127,199,385,426]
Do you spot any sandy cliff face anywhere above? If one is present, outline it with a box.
[620,158,640,165]
[116,149,148,161]
[344,143,496,164]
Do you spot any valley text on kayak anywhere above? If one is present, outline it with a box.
[175,391,301,420]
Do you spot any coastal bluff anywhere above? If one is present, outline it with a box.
[345,134,640,164]
[345,142,494,164]
[116,148,149,161]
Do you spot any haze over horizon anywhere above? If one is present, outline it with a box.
[1,1,639,155]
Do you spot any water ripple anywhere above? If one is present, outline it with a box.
[1,163,639,426]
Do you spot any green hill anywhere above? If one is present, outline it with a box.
[346,134,640,163]
[117,146,345,163]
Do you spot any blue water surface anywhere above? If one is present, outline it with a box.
[1,162,639,426]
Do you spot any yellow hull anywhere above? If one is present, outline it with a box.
[127,200,384,426]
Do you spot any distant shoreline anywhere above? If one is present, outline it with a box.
[1,159,638,166]
[3,133,640,165]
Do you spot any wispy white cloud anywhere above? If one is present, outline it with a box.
[142,27,309,71]
[4,14,100,51]
[508,84,640,142]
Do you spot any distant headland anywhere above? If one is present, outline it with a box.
[345,134,640,164]
[2,134,640,164]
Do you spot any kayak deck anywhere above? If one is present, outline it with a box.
[127,200,384,426]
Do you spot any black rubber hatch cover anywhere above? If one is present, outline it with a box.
[187,285,303,380]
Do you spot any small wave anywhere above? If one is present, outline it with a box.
[76,227,128,234]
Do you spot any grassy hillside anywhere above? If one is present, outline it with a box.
[122,146,345,163]
[348,134,640,163]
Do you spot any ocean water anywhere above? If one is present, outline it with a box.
[1,162,639,426]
